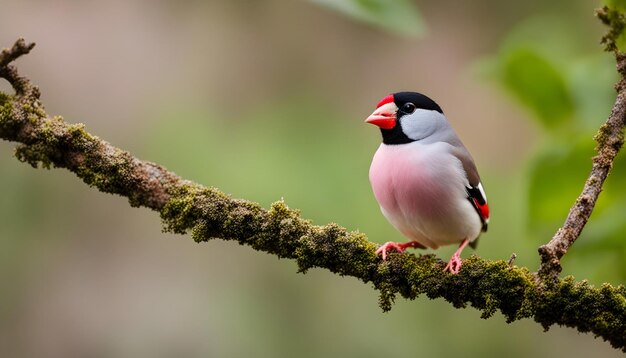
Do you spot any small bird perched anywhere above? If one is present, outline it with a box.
[366,92,489,274]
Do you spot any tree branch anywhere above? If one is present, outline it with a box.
[0,38,35,95]
[537,7,626,281]
[2,28,626,352]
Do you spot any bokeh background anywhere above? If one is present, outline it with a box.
[1,0,624,357]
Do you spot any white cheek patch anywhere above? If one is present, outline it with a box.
[399,109,446,141]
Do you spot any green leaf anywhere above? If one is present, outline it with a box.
[479,15,610,134]
[499,48,574,130]
[311,0,425,37]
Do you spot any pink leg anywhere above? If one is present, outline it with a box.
[444,238,471,274]
[376,241,423,260]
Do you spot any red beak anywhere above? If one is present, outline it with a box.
[365,102,397,129]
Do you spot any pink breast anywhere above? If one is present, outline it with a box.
[371,145,446,214]
[369,143,474,248]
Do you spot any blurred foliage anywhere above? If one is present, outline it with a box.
[144,96,378,233]
[499,48,573,129]
[604,0,626,12]
[484,14,626,282]
[311,0,425,37]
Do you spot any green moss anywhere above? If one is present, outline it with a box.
[267,200,308,257]
[594,121,625,152]
[598,6,626,52]
[161,184,227,237]
[532,277,626,350]
[0,93,15,132]
[11,117,97,170]
[0,92,10,107]
[14,143,52,169]
[66,122,96,150]
[17,98,46,124]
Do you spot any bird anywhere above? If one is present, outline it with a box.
[366,92,489,274]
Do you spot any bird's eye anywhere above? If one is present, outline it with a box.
[401,102,416,114]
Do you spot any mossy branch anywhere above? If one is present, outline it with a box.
[2,8,626,351]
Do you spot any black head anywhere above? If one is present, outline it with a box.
[393,92,443,115]
[366,92,444,145]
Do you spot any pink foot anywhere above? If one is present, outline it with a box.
[444,237,471,274]
[376,241,422,260]
[444,254,463,274]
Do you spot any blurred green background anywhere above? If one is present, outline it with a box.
[1,0,624,357]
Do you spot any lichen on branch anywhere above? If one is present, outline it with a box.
[2,19,626,352]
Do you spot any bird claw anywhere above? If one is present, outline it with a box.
[444,254,463,274]
[376,241,421,260]
[443,238,471,274]
[376,242,403,260]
